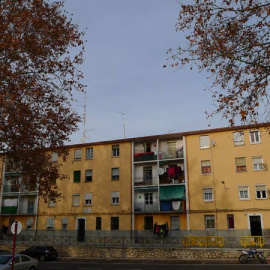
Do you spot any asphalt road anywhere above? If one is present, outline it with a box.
[37,261,270,270]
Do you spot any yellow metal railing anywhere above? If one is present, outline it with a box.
[240,236,265,248]
[183,236,225,248]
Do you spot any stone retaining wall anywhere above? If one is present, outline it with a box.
[1,244,270,260]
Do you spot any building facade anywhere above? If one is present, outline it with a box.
[186,124,270,238]
[1,123,270,239]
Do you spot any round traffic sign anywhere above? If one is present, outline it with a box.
[11,221,22,235]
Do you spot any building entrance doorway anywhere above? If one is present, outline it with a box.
[77,218,85,242]
[249,215,262,236]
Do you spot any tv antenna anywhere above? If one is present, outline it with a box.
[80,93,93,143]
[119,112,126,139]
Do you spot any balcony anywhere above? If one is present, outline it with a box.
[134,202,159,213]
[159,173,185,185]
[2,184,37,194]
[134,177,158,186]
[159,150,184,160]
[1,206,37,215]
[134,152,157,162]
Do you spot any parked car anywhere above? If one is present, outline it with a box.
[19,245,58,261]
[0,254,38,270]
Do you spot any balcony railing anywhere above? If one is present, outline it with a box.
[159,150,184,160]
[159,173,185,185]
[134,202,159,212]
[134,152,157,162]
[2,185,37,194]
[1,206,37,215]
[134,177,159,186]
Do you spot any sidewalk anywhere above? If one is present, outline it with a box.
[57,257,268,264]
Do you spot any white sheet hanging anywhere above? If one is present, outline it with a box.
[3,198,18,206]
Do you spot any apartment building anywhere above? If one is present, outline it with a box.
[1,123,270,239]
[186,123,270,238]
[0,139,133,239]
[0,157,38,235]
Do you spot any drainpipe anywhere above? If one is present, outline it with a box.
[34,184,40,241]
[131,142,134,236]
[183,136,190,231]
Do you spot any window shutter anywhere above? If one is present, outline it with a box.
[200,136,209,148]
[201,160,211,167]
[235,157,246,166]
[256,185,266,192]
[85,193,92,200]
[61,217,68,225]
[26,218,33,226]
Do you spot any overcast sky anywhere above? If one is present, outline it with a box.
[64,0,229,144]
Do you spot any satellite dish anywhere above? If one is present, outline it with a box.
[158,168,165,175]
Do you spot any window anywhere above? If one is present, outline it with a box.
[227,214,235,229]
[28,200,35,214]
[200,135,210,149]
[170,216,180,230]
[47,217,54,230]
[73,194,80,206]
[144,216,153,230]
[235,157,247,172]
[73,171,81,183]
[85,193,92,205]
[111,168,119,180]
[250,130,260,144]
[61,217,68,230]
[233,132,244,146]
[111,217,119,230]
[252,156,265,171]
[145,193,153,205]
[85,170,93,182]
[238,186,249,200]
[111,192,120,205]
[26,218,33,230]
[51,152,58,162]
[48,198,56,207]
[143,166,152,181]
[256,185,267,199]
[96,217,101,230]
[112,145,120,157]
[203,187,213,201]
[74,149,82,160]
[86,147,93,159]
[201,160,211,174]
[205,215,215,229]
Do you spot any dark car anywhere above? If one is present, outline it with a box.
[19,246,58,262]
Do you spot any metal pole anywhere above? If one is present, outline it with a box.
[11,220,18,270]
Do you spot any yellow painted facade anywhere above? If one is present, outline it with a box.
[186,125,270,236]
[1,123,270,238]
[38,141,132,232]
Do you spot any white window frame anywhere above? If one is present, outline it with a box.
[204,215,215,229]
[252,156,265,171]
[255,185,267,199]
[203,187,214,202]
[74,149,82,160]
[233,131,244,146]
[238,185,250,200]
[85,170,93,182]
[250,130,261,144]
[84,192,92,205]
[46,217,55,230]
[145,193,153,205]
[48,198,56,207]
[200,135,210,149]
[51,152,58,162]
[73,194,80,206]
[112,145,120,157]
[61,217,68,230]
[235,157,247,172]
[112,168,119,180]
[86,147,93,159]
[201,160,211,174]
[111,192,120,205]
[26,218,34,230]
